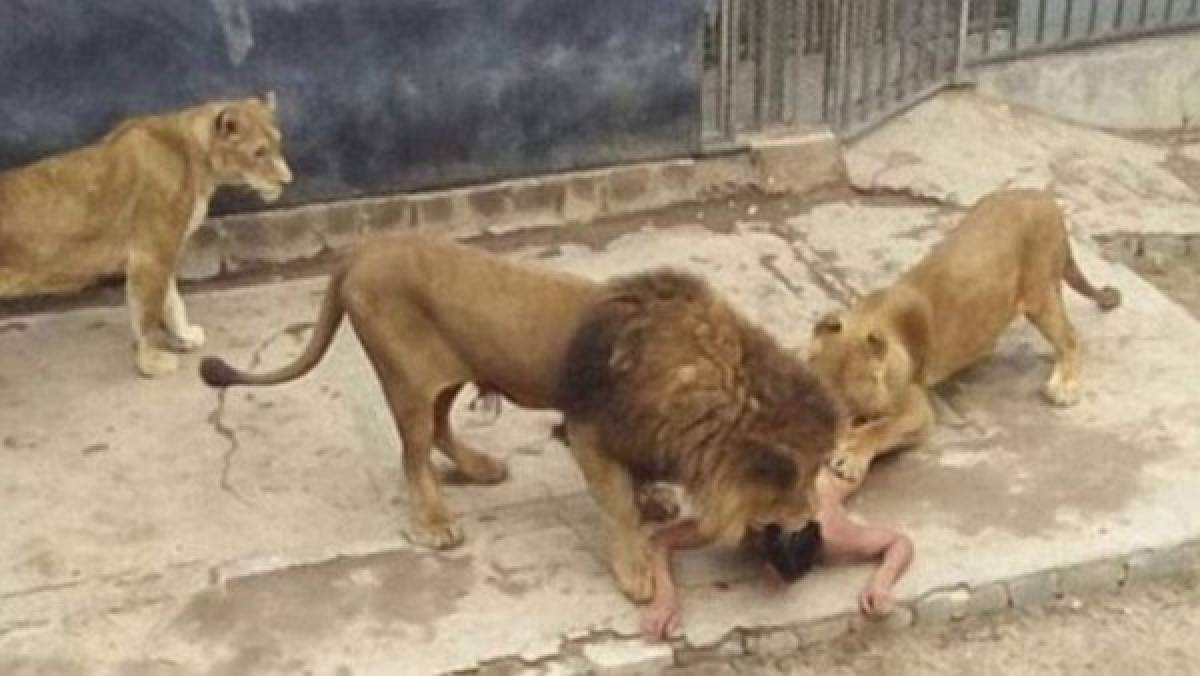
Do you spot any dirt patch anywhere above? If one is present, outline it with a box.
[168,548,474,670]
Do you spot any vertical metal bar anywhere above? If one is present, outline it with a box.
[1165,0,1175,22]
[896,0,908,101]
[954,0,970,79]
[752,1,767,130]
[1190,0,1198,18]
[1063,0,1074,39]
[839,0,856,129]
[823,0,842,124]
[930,0,942,79]
[860,0,875,121]
[764,0,786,126]
[1036,0,1048,43]
[1010,0,1021,50]
[791,0,805,125]
[1115,0,1126,29]
[878,0,891,109]
[1087,0,1100,34]
[983,0,996,55]
[717,0,737,140]
[1138,0,1150,25]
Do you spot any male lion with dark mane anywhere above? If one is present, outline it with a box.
[199,235,845,603]
[558,269,845,600]
[808,189,1121,484]
[0,95,292,377]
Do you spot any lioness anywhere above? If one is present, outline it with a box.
[200,237,841,603]
[808,189,1121,483]
[0,94,292,377]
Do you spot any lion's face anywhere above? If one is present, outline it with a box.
[209,94,293,202]
[807,312,913,424]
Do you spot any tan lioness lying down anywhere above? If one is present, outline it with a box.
[0,95,292,377]
[808,189,1121,483]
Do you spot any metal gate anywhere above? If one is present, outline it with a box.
[703,0,1200,143]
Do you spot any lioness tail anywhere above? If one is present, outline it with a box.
[199,268,346,387]
[1064,248,1121,312]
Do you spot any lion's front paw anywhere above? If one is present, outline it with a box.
[136,345,180,378]
[613,539,655,604]
[828,448,869,484]
[407,515,465,550]
[1042,374,1081,407]
[166,324,207,352]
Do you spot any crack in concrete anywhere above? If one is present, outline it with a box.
[789,237,859,306]
[206,330,290,507]
[0,579,82,601]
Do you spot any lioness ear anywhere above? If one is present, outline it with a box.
[866,329,888,359]
[215,108,240,139]
[813,312,842,336]
[743,442,799,492]
[262,91,277,112]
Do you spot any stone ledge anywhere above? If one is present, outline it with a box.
[444,540,1200,675]
[179,131,846,282]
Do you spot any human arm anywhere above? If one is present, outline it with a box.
[641,519,709,641]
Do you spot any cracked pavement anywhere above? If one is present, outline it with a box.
[2,92,1200,674]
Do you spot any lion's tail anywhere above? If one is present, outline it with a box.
[1064,247,1121,312]
[199,268,346,387]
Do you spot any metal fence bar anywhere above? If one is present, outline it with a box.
[791,0,805,125]
[1139,0,1150,25]
[954,0,970,78]
[1088,0,1100,34]
[766,0,787,125]
[1011,0,1022,48]
[982,0,996,55]
[1037,0,1048,43]
[1192,0,1199,18]
[1063,0,1075,39]
[1115,0,1126,29]
[839,0,855,129]
[715,0,736,142]
[847,0,860,128]
[860,0,876,121]
[878,0,892,111]
[823,0,841,122]
[896,0,909,100]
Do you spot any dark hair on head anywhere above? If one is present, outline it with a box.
[762,521,822,583]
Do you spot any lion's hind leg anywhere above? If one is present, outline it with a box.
[348,299,465,550]
[1023,271,1082,407]
[434,385,509,485]
[566,418,656,603]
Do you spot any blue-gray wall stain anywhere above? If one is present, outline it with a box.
[0,0,702,214]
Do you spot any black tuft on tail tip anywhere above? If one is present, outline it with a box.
[199,357,241,387]
[1098,286,1122,312]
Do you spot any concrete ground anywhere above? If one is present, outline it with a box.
[2,91,1200,675]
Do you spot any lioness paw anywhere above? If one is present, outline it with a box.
[828,450,869,484]
[136,346,180,378]
[407,516,465,550]
[167,324,207,352]
[1043,374,1081,407]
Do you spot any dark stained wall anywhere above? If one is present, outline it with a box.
[0,0,703,214]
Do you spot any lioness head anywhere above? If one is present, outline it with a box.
[807,311,917,423]
[208,93,293,202]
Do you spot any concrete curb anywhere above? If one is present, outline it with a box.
[178,131,847,282]
[445,539,1200,675]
